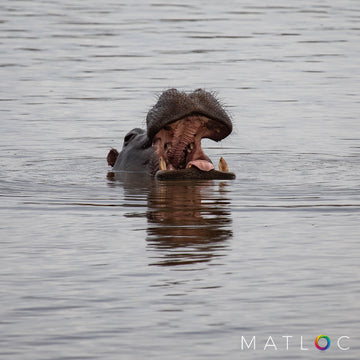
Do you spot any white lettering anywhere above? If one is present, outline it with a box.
[240,334,349,351]
[264,336,278,351]
[300,336,308,351]
[241,336,256,350]
[282,335,293,350]
[337,336,350,351]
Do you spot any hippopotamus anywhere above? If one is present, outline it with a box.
[107,88,235,180]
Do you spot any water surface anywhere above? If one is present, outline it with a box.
[1,0,360,359]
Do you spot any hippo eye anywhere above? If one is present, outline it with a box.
[124,133,136,146]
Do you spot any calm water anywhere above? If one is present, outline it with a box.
[1,0,360,359]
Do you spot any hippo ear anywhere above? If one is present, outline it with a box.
[123,132,137,147]
[123,128,146,147]
[107,148,119,167]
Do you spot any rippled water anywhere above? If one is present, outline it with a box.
[1,0,360,359]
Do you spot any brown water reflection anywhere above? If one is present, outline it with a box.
[108,172,233,267]
[147,181,233,266]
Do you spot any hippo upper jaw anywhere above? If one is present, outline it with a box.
[146,89,232,143]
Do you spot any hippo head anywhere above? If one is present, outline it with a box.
[107,89,235,180]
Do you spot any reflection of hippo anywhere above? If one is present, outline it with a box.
[107,89,235,180]
[107,173,233,266]
[146,181,233,266]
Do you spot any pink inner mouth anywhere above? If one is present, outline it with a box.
[187,160,215,171]
[152,115,217,172]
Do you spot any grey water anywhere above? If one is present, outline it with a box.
[1,0,360,359]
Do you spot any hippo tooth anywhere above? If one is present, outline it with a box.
[165,143,172,153]
[159,156,167,171]
[186,142,194,153]
[218,157,229,172]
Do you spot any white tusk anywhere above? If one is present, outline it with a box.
[218,157,229,172]
[159,156,167,171]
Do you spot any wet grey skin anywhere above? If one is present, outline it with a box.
[107,89,235,180]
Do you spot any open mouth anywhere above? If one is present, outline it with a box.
[152,115,232,176]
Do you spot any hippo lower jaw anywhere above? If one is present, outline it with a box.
[151,114,235,180]
[156,165,236,180]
